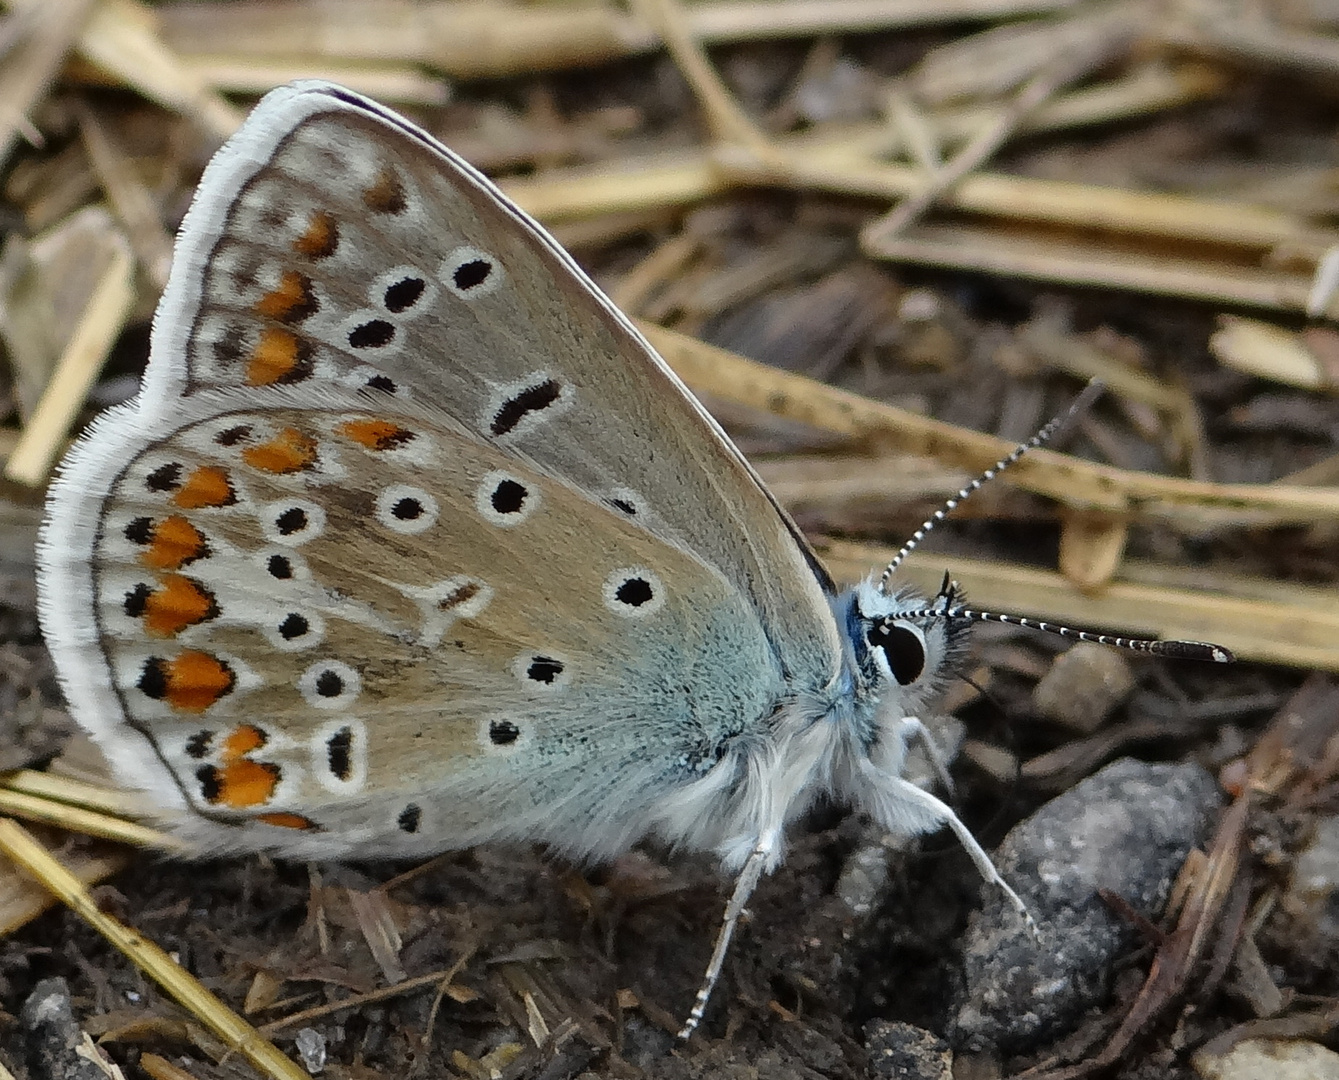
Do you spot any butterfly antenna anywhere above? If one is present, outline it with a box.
[877,379,1107,594]
[898,574,1234,663]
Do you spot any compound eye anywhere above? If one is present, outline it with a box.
[867,620,927,686]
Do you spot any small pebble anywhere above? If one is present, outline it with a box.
[20,977,108,1080]
[1284,814,1339,937]
[1031,642,1135,732]
[952,758,1221,1052]
[1192,1037,1339,1080]
[295,1027,327,1075]
[864,1020,952,1080]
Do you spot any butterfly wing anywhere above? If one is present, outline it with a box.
[39,83,842,858]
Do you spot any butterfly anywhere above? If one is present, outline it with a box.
[36,82,1229,1036]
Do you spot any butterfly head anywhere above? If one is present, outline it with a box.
[841,574,970,715]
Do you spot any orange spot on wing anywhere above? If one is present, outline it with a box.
[241,427,318,474]
[254,270,318,323]
[141,515,208,570]
[142,575,217,637]
[221,724,267,759]
[157,651,235,712]
[246,327,312,385]
[335,418,416,451]
[294,210,338,259]
[362,167,406,214]
[258,811,318,830]
[214,758,281,808]
[173,466,235,509]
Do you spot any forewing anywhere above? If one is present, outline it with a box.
[167,83,840,688]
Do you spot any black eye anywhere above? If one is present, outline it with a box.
[867,621,925,686]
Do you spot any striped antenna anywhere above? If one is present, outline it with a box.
[877,380,1106,594]
[897,574,1234,663]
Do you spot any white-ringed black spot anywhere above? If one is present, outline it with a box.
[349,320,395,349]
[326,727,354,781]
[310,717,367,791]
[376,484,439,535]
[602,567,665,618]
[442,246,504,298]
[398,804,421,833]
[491,479,527,514]
[267,554,293,579]
[606,487,645,517]
[383,276,426,312]
[454,259,491,290]
[477,471,539,527]
[196,765,223,802]
[617,579,653,606]
[298,660,361,709]
[185,731,212,759]
[210,331,246,371]
[262,499,325,546]
[365,374,397,393]
[489,719,520,746]
[276,507,307,535]
[527,656,563,684]
[278,613,309,640]
[490,378,562,437]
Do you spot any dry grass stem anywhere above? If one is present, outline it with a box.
[74,0,243,142]
[0,0,97,166]
[1210,316,1339,392]
[1056,512,1129,590]
[866,9,1136,241]
[259,953,474,1035]
[154,0,1082,78]
[1163,6,1339,79]
[508,131,1323,256]
[872,59,1226,162]
[0,769,153,819]
[631,0,782,166]
[861,223,1334,318]
[0,819,308,1080]
[0,847,129,937]
[75,100,174,290]
[642,323,1339,527]
[4,219,135,486]
[0,787,188,852]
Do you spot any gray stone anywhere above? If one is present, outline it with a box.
[19,977,110,1080]
[865,1021,953,1080]
[952,758,1221,1053]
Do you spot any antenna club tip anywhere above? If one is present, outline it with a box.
[1161,640,1235,663]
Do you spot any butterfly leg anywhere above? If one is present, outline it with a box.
[678,827,778,1039]
[897,716,956,796]
[863,765,1039,940]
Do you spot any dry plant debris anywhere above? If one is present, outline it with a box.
[0,1,1336,1078]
